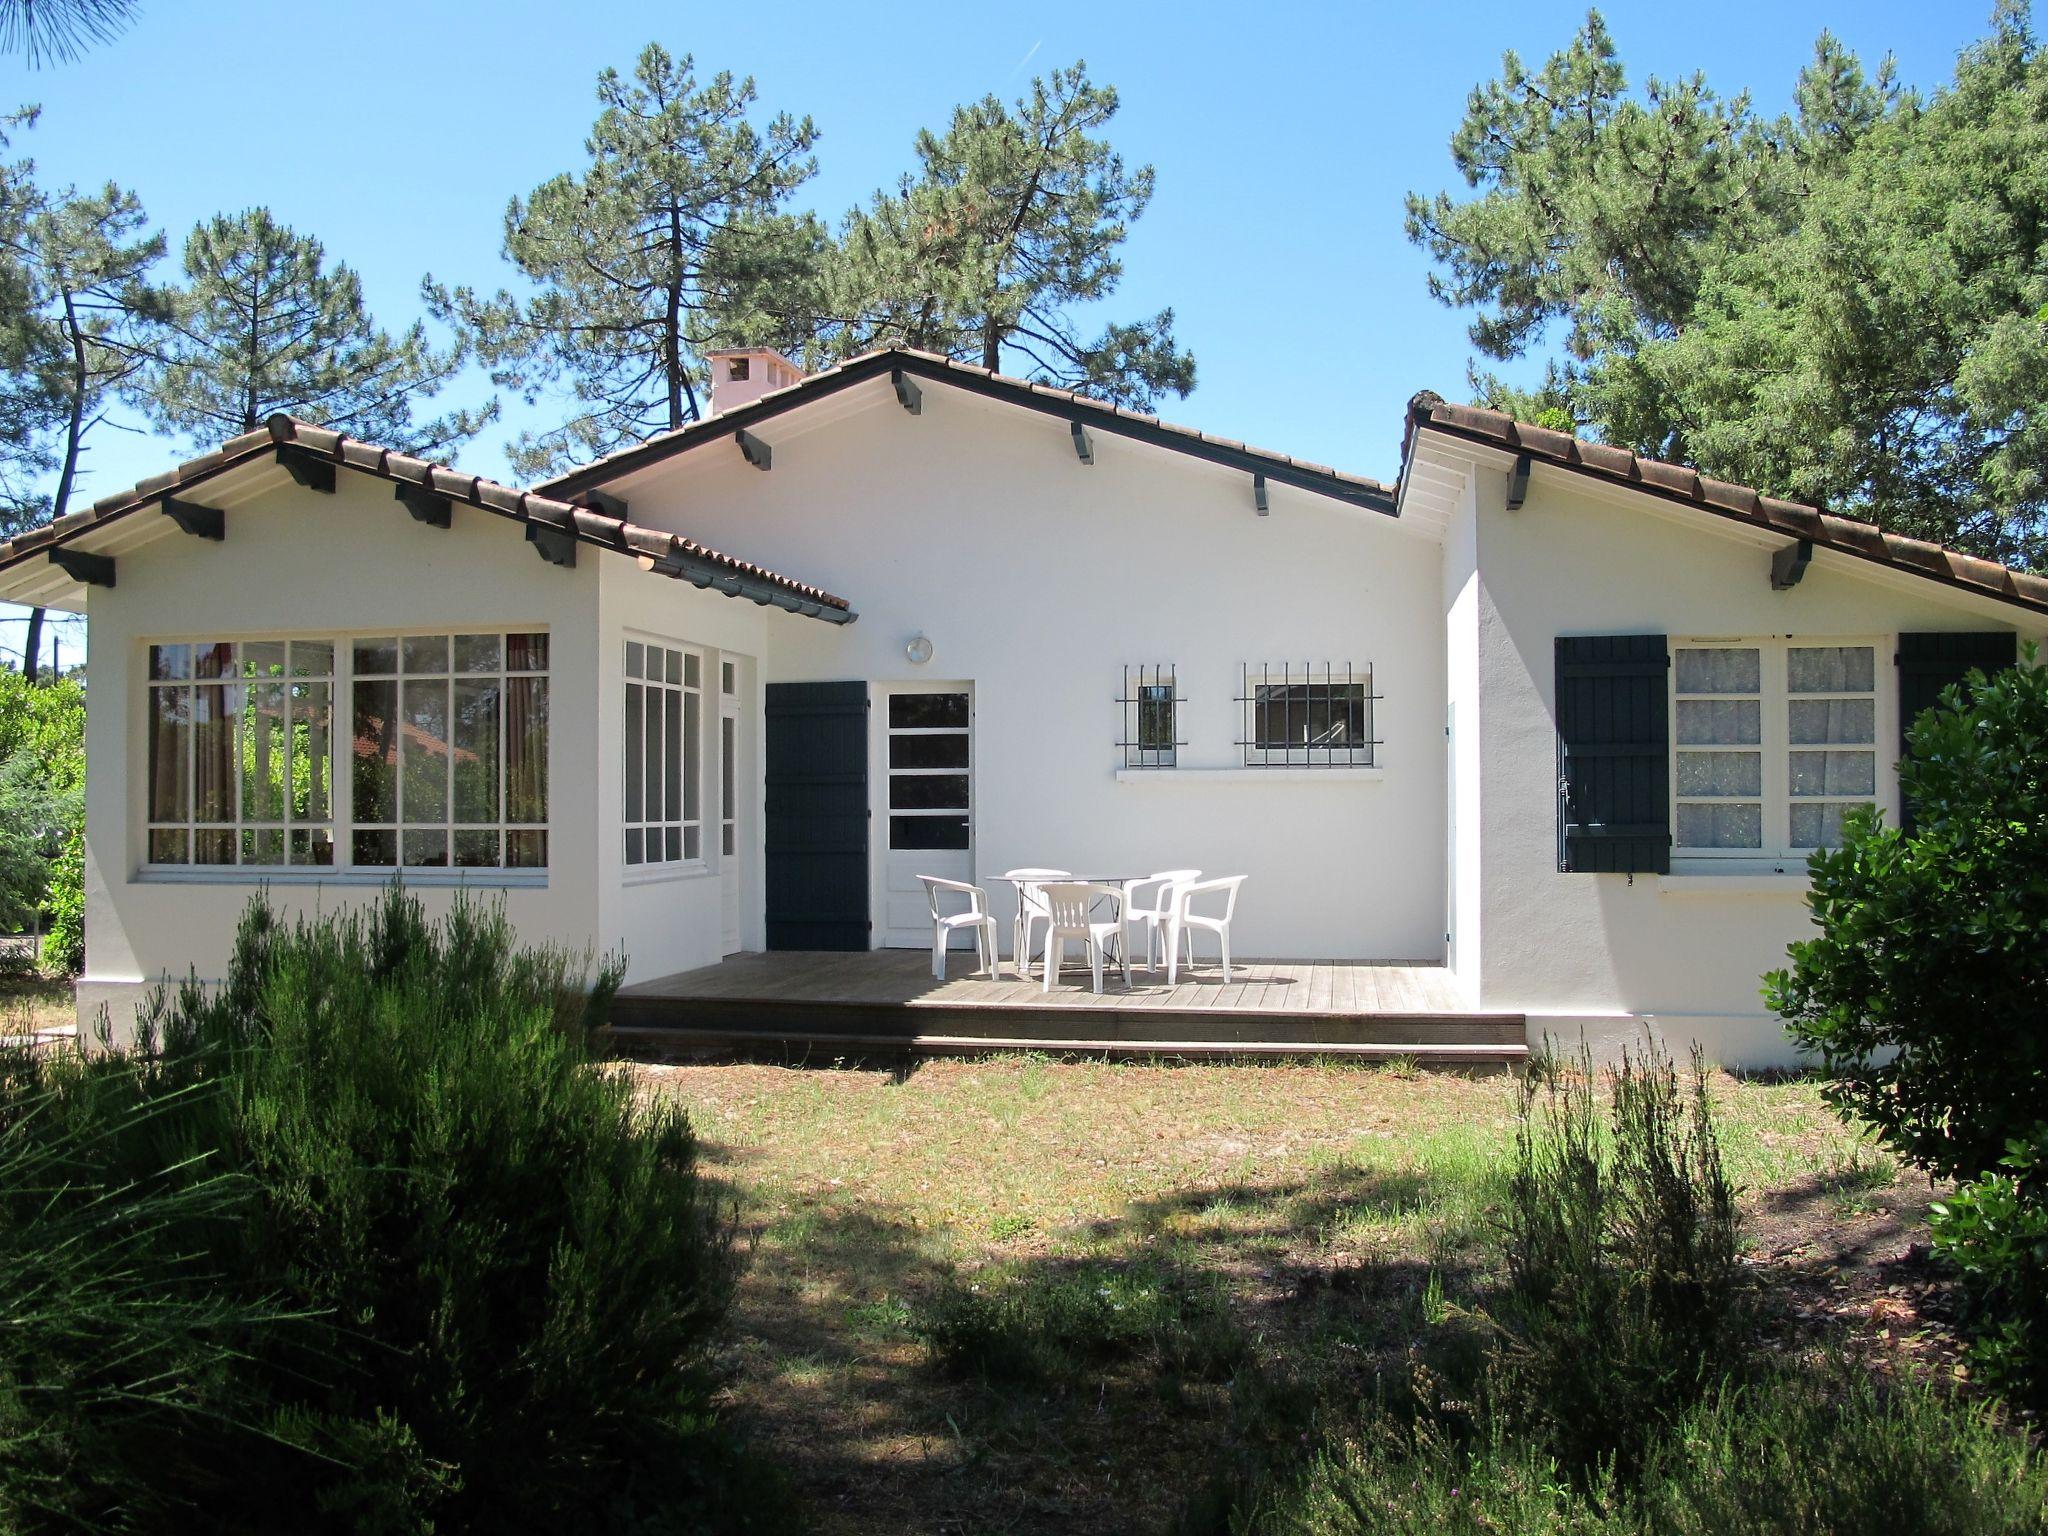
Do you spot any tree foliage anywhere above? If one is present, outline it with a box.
[0,0,138,67]
[140,208,492,456]
[827,61,1194,409]
[429,44,822,480]
[1411,4,2048,566]
[0,665,83,965]
[1766,656,2048,1182]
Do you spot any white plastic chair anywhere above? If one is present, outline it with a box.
[1121,870,1201,974]
[1000,867,1071,979]
[918,876,1001,981]
[1165,876,1246,985]
[1037,881,1131,994]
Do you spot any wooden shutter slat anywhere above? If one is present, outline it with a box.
[1556,634,1671,875]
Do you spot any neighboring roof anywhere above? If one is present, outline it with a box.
[540,347,1401,513]
[0,414,854,622]
[1406,391,2048,618]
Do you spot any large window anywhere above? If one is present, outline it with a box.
[624,639,701,867]
[351,633,549,869]
[147,639,334,866]
[1238,663,1377,767]
[1673,639,1881,860]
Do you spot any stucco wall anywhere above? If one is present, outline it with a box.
[1467,459,2048,1065]
[611,385,1450,960]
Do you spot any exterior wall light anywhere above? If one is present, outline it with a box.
[905,633,933,665]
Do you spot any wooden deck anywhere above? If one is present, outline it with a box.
[608,950,1527,1066]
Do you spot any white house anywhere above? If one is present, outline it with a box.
[3,346,2042,1066]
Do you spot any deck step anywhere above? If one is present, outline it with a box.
[604,1023,1528,1070]
[607,996,1527,1048]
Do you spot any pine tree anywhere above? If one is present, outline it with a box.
[827,61,1194,410]
[139,208,492,455]
[427,44,823,481]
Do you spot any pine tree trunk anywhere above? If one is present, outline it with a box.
[21,607,43,680]
[982,323,1002,374]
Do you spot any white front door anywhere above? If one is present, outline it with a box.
[877,685,973,948]
[719,661,742,955]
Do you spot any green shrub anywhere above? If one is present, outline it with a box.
[0,671,84,971]
[1930,1126,2048,1402]
[3,889,767,1534]
[1766,655,2048,1183]
[1490,1038,1741,1476]
[915,1259,1246,1386]
[1234,1367,2048,1536]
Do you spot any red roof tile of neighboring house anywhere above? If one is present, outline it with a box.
[0,414,854,619]
[1405,391,2048,617]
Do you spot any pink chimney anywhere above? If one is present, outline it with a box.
[706,347,805,416]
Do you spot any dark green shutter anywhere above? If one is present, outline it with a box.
[1556,635,1671,875]
[1896,632,2017,833]
[764,682,870,950]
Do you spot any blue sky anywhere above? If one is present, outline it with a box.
[0,0,2003,661]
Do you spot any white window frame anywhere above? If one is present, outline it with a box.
[623,636,704,870]
[1238,662,1378,768]
[1669,634,1893,871]
[143,638,337,869]
[348,631,552,872]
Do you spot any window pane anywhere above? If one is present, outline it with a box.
[149,643,191,681]
[1254,683,1365,749]
[454,829,500,868]
[242,827,285,866]
[1675,648,1760,694]
[666,688,684,824]
[1788,646,1875,694]
[890,692,968,729]
[722,716,736,820]
[353,828,397,866]
[293,684,331,822]
[678,650,694,688]
[193,684,238,823]
[722,660,736,695]
[647,688,665,823]
[289,828,334,867]
[506,633,548,672]
[353,637,398,676]
[625,641,644,680]
[1791,802,1862,848]
[889,733,968,769]
[1788,698,1874,745]
[453,679,501,824]
[149,685,190,823]
[401,678,451,823]
[1677,751,1762,797]
[239,639,287,678]
[402,828,449,867]
[454,634,502,673]
[149,828,188,865]
[891,773,970,810]
[1676,698,1761,746]
[625,827,644,865]
[194,828,235,865]
[402,634,450,674]
[679,826,694,861]
[722,824,736,857]
[505,829,546,867]
[682,688,699,823]
[1676,801,1762,849]
[1138,685,1175,750]
[891,813,969,850]
[290,640,333,678]
[625,684,644,824]
[241,683,289,822]
[194,642,235,680]
[1790,751,1876,797]
[505,678,548,824]
[353,679,399,823]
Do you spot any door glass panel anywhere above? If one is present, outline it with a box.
[891,814,969,851]
[889,692,969,730]
[890,733,969,769]
[890,773,969,810]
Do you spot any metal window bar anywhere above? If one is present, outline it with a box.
[1114,663,1184,768]
[1234,661,1382,767]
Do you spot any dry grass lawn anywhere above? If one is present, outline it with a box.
[0,973,74,1044]
[633,1056,1943,1535]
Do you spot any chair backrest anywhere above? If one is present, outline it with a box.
[1127,869,1201,913]
[1039,881,1123,929]
[1003,868,1071,916]
[918,874,984,920]
[1176,875,1244,923]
